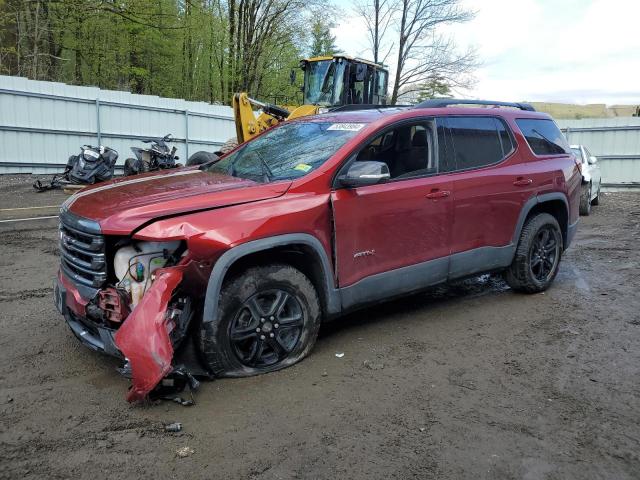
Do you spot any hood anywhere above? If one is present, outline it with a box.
[65,168,291,234]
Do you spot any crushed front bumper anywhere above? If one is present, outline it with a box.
[56,266,196,403]
[55,270,122,357]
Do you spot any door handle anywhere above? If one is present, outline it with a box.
[426,190,451,199]
[513,178,533,186]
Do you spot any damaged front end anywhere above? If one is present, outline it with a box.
[55,209,211,403]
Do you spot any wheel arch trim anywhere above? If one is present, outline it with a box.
[202,234,340,325]
[512,192,571,248]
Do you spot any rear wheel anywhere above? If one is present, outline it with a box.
[200,264,321,377]
[579,183,592,215]
[505,213,563,293]
[123,158,149,176]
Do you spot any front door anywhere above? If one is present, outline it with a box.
[331,120,453,307]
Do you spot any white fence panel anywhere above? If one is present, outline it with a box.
[557,117,640,188]
[0,75,235,174]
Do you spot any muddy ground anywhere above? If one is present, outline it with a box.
[0,176,639,480]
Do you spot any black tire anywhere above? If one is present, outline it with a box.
[123,158,149,176]
[138,159,150,174]
[186,151,218,166]
[504,213,563,294]
[591,186,600,206]
[579,183,592,216]
[200,264,321,377]
[123,158,137,176]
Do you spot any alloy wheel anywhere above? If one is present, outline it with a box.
[228,289,304,368]
[529,227,560,282]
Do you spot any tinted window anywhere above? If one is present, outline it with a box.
[437,121,455,173]
[516,118,569,155]
[496,119,515,156]
[447,117,511,170]
[355,122,434,179]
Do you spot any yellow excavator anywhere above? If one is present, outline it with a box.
[186,55,389,165]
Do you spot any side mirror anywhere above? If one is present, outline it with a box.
[339,161,390,188]
[588,156,597,164]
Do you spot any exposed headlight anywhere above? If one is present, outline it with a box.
[113,241,182,307]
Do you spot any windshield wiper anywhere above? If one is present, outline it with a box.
[531,128,565,154]
[256,151,273,182]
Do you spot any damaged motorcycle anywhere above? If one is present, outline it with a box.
[123,134,180,176]
[33,145,118,192]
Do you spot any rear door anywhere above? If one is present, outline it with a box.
[331,118,453,304]
[437,116,531,278]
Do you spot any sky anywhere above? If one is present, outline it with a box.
[331,0,640,105]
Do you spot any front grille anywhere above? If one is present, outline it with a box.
[59,210,107,288]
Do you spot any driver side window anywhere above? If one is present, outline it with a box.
[355,122,435,179]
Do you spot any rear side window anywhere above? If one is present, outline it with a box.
[443,117,514,171]
[516,118,569,155]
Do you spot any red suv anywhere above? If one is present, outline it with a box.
[54,99,580,401]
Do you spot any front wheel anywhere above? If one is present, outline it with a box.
[591,186,600,206]
[200,264,321,377]
[504,213,563,293]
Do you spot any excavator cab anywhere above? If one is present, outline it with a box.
[222,56,389,150]
[300,55,389,107]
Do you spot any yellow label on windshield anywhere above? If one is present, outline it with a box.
[294,163,312,172]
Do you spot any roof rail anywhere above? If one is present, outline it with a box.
[415,98,535,112]
[328,104,411,112]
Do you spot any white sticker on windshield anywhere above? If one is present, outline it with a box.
[327,123,366,131]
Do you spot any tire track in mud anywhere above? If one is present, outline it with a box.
[0,287,53,303]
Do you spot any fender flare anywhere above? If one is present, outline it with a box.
[511,192,570,245]
[202,234,341,325]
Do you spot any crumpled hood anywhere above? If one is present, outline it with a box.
[65,168,291,234]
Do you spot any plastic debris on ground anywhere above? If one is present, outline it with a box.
[164,422,182,433]
[176,446,194,458]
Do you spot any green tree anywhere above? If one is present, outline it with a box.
[415,75,452,102]
[0,0,336,105]
[309,18,338,57]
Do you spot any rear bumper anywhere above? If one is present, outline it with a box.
[55,270,122,358]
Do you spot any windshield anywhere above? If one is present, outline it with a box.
[204,121,364,182]
[303,60,346,106]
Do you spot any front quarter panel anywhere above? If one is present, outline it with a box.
[133,192,334,267]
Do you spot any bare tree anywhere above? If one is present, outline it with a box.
[390,0,476,104]
[355,0,478,104]
[354,0,397,64]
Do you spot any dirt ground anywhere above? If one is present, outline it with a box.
[1,175,639,480]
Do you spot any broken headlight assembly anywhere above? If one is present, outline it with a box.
[113,240,184,310]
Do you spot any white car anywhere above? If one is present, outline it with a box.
[571,144,602,215]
